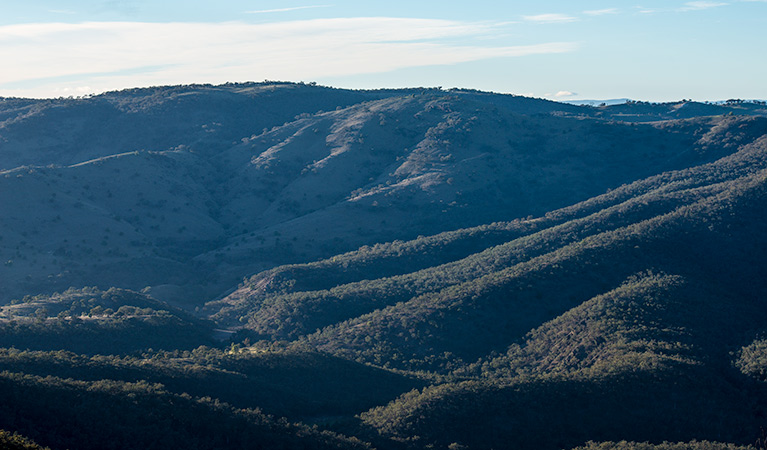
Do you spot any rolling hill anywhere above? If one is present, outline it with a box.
[2,82,767,450]
[2,83,766,306]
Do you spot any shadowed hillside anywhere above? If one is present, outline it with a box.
[205,127,767,448]
[2,83,767,450]
[2,83,766,305]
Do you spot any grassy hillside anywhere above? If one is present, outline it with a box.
[3,84,765,305]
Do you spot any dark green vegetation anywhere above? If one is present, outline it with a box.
[0,287,214,353]
[0,430,51,450]
[2,83,767,449]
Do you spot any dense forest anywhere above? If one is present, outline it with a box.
[1,82,767,449]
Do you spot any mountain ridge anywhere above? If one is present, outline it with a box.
[3,84,766,305]
[2,82,767,450]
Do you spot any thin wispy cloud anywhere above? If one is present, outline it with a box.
[678,1,729,11]
[48,10,77,15]
[635,6,657,14]
[583,8,619,16]
[0,19,577,98]
[245,5,333,14]
[523,13,579,24]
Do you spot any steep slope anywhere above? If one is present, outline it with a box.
[305,139,767,372]
[3,84,765,306]
[355,265,767,449]
[206,132,767,348]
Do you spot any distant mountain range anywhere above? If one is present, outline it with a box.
[562,98,632,106]
[564,98,767,106]
[1,82,767,450]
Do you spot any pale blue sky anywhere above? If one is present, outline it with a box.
[1,1,765,101]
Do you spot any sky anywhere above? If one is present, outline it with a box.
[1,1,766,101]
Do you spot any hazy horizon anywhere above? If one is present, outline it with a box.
[2,0,766,102]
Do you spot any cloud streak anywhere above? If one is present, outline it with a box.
[522,13,579,24]
[0,19,577,98]
[678,1,729,11]
[583,8,619,16]
[245,5,333,14]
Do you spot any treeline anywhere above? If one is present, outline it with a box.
[359,365,767,450]
[0,370,370,450]
[0,345,423,420]
[0,287,214,354]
